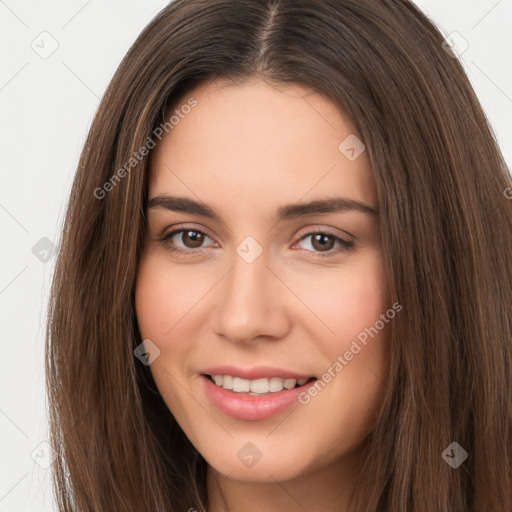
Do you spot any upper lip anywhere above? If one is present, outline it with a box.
[201,365,316,380]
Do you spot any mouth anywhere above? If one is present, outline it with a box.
[203,373,316,395]
[200,372,318,421]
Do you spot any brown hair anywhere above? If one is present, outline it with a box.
[45,0,512,510]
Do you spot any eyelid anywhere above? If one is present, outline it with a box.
[158,223,218,251]
[159,223,352,242]
[291,227,355,258]
[158,223,216,241]
[158,223,355,257]
[293,225,354,243]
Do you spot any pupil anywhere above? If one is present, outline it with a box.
[313,233,333,251]
[185,230,203,247]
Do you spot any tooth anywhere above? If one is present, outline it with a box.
[232,377,250,392]
[283,378,297,390]
[250,378,270,394]
[211,374,309,393]
[222,375,233,390]
[268,377,284,392]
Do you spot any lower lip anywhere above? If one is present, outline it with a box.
[201,374,317,421]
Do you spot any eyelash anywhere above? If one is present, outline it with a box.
[158,226,355,259]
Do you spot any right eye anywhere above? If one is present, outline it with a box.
[159,227,218,256]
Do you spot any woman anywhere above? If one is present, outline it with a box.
[45,0,512,511]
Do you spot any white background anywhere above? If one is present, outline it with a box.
[0,1,511,510]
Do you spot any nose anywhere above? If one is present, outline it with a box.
[212,246,291,344]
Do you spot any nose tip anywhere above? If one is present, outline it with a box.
[211,251,290,344]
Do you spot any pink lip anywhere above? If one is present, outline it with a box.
[201,374,317,421]
[201,365,314,380]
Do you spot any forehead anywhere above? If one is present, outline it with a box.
[149,78,377,212]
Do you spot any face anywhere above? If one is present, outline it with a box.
[135,77,391,484]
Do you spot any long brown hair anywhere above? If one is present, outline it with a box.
[45,0,512,510]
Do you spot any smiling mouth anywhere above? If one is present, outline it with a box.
[204,374,317,395]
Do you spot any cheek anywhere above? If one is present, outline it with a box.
[134,255,193,412]
[134,252,214,389]
[292,249,389,345]
[135,277,170,341]
[294,249,391,411]
[135,252,207,339]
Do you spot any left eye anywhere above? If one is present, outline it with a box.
[159,228,354,257]
[295,231,354,254]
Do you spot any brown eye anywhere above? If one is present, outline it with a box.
[159,228,217,255]
[181,230,205,248]
[295,230,355,258]
[310,233,335,252]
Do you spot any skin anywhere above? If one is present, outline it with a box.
[135,77,391,512]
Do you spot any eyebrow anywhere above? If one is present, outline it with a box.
[147,194,379,220]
